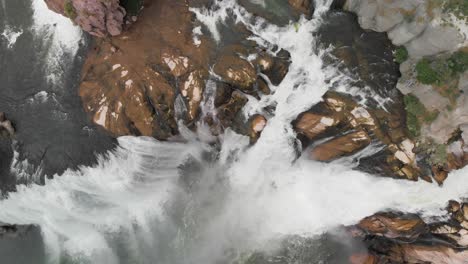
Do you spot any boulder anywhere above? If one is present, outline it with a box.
[213,54,257,92]
[310,130,371,161]
[357,212,427,240]
[288,0,312,15]
[295,112,340,140]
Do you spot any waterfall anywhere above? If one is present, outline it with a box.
[1,0,467,263]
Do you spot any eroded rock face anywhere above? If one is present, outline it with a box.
[80,0,212,139]
[45,0,127,37]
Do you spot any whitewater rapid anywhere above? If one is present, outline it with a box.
[2,0,468,263]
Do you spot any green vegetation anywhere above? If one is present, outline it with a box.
[64,0,77,19]
[415,50,467,103]
[448,50,468,73]
[394,46,409,64]
[429,0,468,20]
[416,58,439,84]
[404,94,440,138]
[442,0,468,20]
[120,0,143,15]
[429,143,448,166]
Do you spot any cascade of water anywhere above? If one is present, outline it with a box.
[1,1,468,263]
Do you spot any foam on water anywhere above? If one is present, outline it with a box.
[1,26,23,48]
[2,0,468,263]
[30,0,82,85]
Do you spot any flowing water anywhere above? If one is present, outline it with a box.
[1,0,468,263]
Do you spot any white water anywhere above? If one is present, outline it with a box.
[30,0,82,85]
[2,0,468,263]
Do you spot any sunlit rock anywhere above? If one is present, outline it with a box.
[310,130,371,161]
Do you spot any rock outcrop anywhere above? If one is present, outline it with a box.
[79,0,290,140]
[45,0,128,37]
[342,0,468,184]
[350,200,468,263]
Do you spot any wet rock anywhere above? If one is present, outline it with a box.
[249,115,267,142]
[295,112,340,140]
[310,130,371,161]
[0,112,14,137]
[357,212,427,240]
[288,0,312,15]
[217,91,249,132]
[432,165,449,186]
[213,53,257,92]
[261,49,290,86]
[79,0,212,139]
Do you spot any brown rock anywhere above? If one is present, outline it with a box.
[295,112,340,140]
[448,200,461,214]
[396,244,468,264]
[213,54,257,92]
[462,203,468,221]
[249,115,267,141]
[288,0,312,15]
[310,130,371,161]
[432,165,449,186]
[357,212,427,240]
[79,0,212,139]
[349,254,377,264]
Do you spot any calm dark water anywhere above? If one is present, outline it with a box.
[0,0,115,191]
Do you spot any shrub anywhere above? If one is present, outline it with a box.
[404,94,440,138]
[406,113,421,138]
[416,58,439,84]
[448,51,468,73]
[394,46,409,64]
[404,94,426,116]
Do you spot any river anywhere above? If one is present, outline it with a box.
[0,0,468,263]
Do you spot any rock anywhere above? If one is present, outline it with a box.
[213,54,257,92]
[217,91,249,131]
[0,112,14,137]
[288,0,312,15]
[344,0,466,58]
[348,254,377,264]
[79,0,212,139]
[429,222,461,235]
[448,200,461,214]
[249,115,267,141]
[310,130,371,161]
[357,212,427,240]
[262,49,290,86]
[432,165,449,186]
[295,112,340,140]
[394,244,468,264]
[251,115,266,133]
[45,0,126,37]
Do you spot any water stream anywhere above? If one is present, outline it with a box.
[1,0,468,263]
